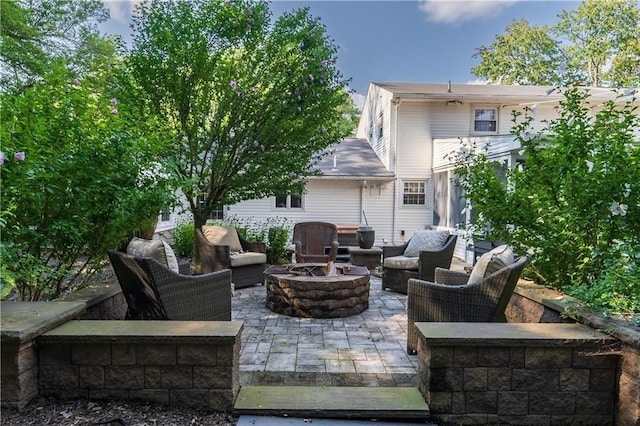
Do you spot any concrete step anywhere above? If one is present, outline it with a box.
[234,386,430,421]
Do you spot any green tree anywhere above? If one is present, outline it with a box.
[450,87,640,314]
[127,0,352,270]
[0,63,175,300]
[0,0,113,87]
[554,0,640,87]
[472,0,640,87]
[472,19,562,85]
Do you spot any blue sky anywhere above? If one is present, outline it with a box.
[101,0,579,104]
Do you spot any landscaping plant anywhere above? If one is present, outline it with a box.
[0,64,175,300]
[450,87,640,315]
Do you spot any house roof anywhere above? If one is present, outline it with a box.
[310,138,395,181]
[371,82,627,103]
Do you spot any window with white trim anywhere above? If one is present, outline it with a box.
[198,195,224,220]
[473,107,498,133]
[275,193,303,209]
[403,181,425,205]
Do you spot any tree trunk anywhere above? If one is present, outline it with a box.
[191,214,207,274]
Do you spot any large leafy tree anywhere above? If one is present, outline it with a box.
[472,19,561,85]
[555,0,640,87]
[472,0,640,87]
[0,0,114,87]
[127,0,352,269]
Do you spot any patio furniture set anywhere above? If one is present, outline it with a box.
[109,222,528,354]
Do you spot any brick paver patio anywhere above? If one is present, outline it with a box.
[233,274,419,387]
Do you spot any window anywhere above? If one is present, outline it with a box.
[403,181,425,205]
[160,205,171,222]
[198,195,224,220]
[378,113,384,138]
[275,193,303,209]
[474,107,497,132]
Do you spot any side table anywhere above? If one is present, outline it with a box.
[349,247,382,271]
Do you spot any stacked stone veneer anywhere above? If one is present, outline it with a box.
[37,320,243,411]
[416,323,619,426]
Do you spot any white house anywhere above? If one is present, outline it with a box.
[157,82,634,261]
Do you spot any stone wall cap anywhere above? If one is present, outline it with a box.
[1,301,86,343]
[38,320,243,344]
[416,322,616,347]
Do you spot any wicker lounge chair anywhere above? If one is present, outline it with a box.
[108,250,232,321]
[406,254,528,354]
[196,226,267,289]
[293,221,339,263]
[382,233,458,294]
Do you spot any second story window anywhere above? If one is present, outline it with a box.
[473,107,498,132]
[403,181,425,205]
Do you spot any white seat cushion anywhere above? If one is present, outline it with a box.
[201,225,243,252]
[230,252,267,268]
[383,255,419,270]
[403,230,450,257]
[127,237,180,273]
[467,244,515,284]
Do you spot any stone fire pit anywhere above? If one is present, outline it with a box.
[264,263,370,318]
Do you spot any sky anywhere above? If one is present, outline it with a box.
[100,0,579,106]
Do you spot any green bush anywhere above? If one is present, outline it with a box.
[451,87,640,315]
[173,221,195,258]
[0,64,175,300]
[267,227,290,265]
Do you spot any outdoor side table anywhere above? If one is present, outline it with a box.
[349,247,382,271]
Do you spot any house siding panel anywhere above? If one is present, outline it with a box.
[227,180,397,246]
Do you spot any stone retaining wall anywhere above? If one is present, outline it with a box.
[38,320,243,411]
[508,282,640,425]
[416,323,619,425]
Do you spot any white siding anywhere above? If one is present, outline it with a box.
[227,179,397,246]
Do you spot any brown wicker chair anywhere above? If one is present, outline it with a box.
[195,227,266,289]
[406,255,528,354]
[108,250,232,321]
[293,221,339,263]
[382,234,458,294]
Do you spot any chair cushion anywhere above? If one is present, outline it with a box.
[230,252,267,268]
[201,225,243,252]
[467,244,515,284]
[403,230,450,257]
[127,237,179,273]
[383,255,419,270]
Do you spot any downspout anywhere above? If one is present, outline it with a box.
[392,98,401,244]
[360,180,367,224]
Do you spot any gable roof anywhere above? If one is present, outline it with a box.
[310,138,395,181]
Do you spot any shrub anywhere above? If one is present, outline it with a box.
[267,227,290,265]
[451,87,640,315]
[173,220,195,258]
[0,64,174,300]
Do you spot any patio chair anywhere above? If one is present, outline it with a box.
[196,225,267,289]
[108,250,232,321]
[382,231,457,294]
[293,221,339,263]
[406,245,528,354]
